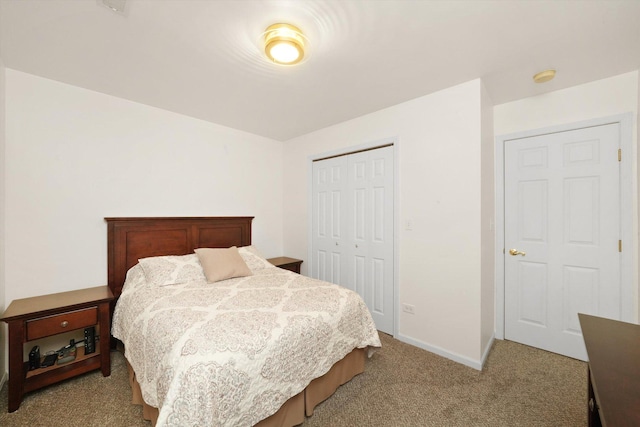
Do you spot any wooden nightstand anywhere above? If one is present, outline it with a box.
[0,286,114,412]
[267,257,303,274]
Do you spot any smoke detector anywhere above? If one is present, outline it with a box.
[533,69,556,84]
[98,0,127,14]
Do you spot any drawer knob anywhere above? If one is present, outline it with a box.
[60,320,69,328]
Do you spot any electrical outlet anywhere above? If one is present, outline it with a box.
[402,303,415,314]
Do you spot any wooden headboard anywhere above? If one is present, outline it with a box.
[105,217,253,298]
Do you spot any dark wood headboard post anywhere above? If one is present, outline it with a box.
[105,217,253,300]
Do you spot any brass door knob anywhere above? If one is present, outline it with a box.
[509,249,526,256]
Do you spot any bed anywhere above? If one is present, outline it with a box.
[106,217,381,426]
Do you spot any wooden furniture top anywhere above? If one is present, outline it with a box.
[579,313,640,427]
[268,257,302,266]
[106,216,253,299]
[1,286,113,322]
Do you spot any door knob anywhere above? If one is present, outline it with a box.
[509,249,526,256]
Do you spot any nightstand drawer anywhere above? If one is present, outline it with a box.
[27,307,97,340]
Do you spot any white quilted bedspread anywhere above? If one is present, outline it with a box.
[112,264,381,426]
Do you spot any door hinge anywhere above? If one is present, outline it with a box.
[618,148,622,162]
[619,240,622,252]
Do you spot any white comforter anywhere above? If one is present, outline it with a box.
[112,262,381,426]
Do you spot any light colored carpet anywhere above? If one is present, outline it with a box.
[0,333,587,426]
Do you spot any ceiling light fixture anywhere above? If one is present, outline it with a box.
[533,69,556,83]
[263,23,306,65]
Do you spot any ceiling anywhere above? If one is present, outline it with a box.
[1,0,639,141]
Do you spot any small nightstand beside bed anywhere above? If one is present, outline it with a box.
[106,217,381,427]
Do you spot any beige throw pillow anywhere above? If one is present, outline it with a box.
[195,246,253,283]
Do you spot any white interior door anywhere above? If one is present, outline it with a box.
[504,123,622,361]
[312,145,394,334]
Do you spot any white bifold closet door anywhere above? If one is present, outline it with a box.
[311,145,394,334]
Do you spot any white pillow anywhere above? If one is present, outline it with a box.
[238,245,275,272]
[138,254,206,287]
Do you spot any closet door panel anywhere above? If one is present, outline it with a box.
[312,156,348,286]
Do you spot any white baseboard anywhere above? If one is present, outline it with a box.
[480,334,496,368]
[0,370,6,392]
[396,333,496,371]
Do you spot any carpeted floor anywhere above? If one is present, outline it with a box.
[0,333,587,426]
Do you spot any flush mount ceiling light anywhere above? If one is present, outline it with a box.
[533,69,556,83]
[263,23,306,65]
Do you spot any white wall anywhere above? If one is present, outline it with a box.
[4,69,284,305]
[0,30,7,388]
[494,72,638,136]
[283,79,493,368]
[494,71,640,318]
[480,81,495,359]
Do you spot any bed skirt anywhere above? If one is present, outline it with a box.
[125,347,367,426]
